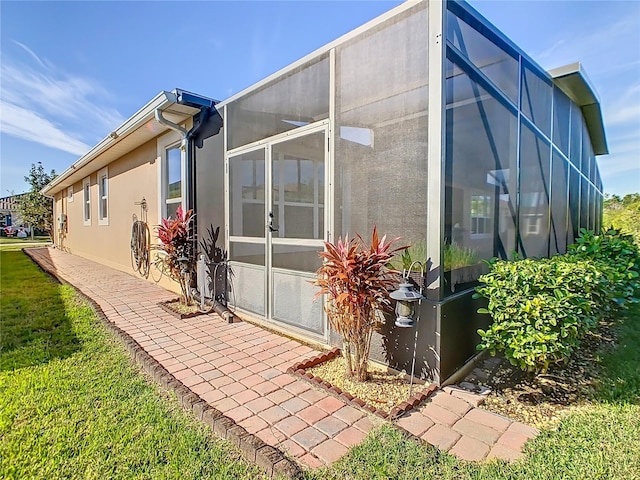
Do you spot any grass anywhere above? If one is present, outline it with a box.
[2,249,639,479]
[0,250,265,480]
[311,304,640,480]
[0,235,51,244]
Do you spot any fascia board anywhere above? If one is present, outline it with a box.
[42,91,180,196]
[549,63,609,155]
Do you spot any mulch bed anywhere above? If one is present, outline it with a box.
[159,299,205,320]
[467,320,617,430]
[289,348,437,420]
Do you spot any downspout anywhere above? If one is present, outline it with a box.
[41,191,56,246]
[155,109,188,150]
[154,107,210,212]
[155,107,233,320]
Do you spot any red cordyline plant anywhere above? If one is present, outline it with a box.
[156,205,195,305]
[314,226,405,381]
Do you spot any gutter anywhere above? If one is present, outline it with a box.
[42,91,179,196]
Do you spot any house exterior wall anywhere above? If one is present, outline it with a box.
[52,138,180,294]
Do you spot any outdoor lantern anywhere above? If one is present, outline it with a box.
[177,255,190,274]
[390,282,424,328]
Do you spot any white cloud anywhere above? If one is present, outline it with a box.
[0,42,125,155]
[0,101,91,155]
[604,83,640,126]
[11,40,48,69]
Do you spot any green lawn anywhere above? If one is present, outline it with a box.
[0,235,51,244]
[2,249,639,479]
[0,250,265,480]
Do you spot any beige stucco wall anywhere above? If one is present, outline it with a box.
[52,137,179,294]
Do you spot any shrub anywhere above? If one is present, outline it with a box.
[314,226,404,381]
[474,256,602,372]
[156,206,195,305]
[568,227,640,315]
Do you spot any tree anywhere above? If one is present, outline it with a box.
[603,193,640,245]
[19,162,57,237]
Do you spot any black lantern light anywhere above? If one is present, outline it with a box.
[390,262,425,328]
[177,254,190,274]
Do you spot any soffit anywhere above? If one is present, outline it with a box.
[43,93,200,195]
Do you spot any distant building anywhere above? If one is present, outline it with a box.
[0,193,26,235]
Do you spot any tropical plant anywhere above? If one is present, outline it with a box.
[314,226,405,381]
[199,224,230,304]
[392,242,427,272]
[156,206,195,305]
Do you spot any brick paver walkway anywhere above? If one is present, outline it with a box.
[27,247,382,470]
[27,247,537,470]
[397,388,538,461]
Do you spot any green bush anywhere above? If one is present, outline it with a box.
[568,227,640,315]
[474,257,601,372]
[474,227,640,373]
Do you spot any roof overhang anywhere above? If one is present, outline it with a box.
[548,62,608,156]
[42,89,214,196]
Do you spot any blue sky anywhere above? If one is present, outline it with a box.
[1,0,638,197]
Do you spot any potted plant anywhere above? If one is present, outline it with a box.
[156,205,195,306]
[393,242,427,289]
[314,226,405,381]
[444,242,481,290]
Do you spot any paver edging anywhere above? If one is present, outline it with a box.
[23,248,303,480]
[288,346,439,420]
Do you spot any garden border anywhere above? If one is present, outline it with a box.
[288,347,439,420]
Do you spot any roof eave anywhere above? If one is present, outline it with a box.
[41,89,211,196]
[548,62,609,156]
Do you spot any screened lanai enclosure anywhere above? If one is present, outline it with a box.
[193,0,607,384]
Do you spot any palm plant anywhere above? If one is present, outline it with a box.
[314,226,405,381]
[156,205,195,305]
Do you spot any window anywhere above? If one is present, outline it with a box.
[470,195,491,236]
[98,167,108,225]
[157,130,186,221]
[164,146,183,218]
[67,185,74,202]
[83,177,91,226]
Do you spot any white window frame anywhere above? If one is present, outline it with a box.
[157,130,186,223]
[470,193,492,238]
[82,176,91,226]
[67,185,74,202]
[98,167,109,226]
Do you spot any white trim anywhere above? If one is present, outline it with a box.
[42,91,181,196]
[226,119,330,157]
[97,167,109,226]
[271,238,324,247]
[427,0,445,295]
[67,185,74,203]
[229,236,266,244]
[82,176,91,226]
